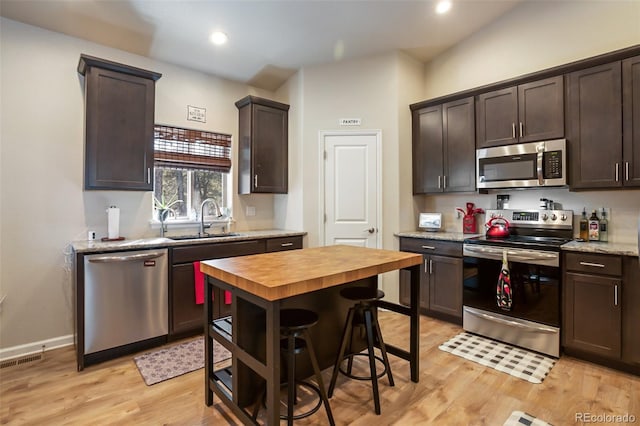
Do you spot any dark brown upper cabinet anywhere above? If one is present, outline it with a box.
[476,76,564,148]
[78,54,161,191]
[412,97,475,194]
[236,96,289,194]
[623,55,640,187]
[567,62,623,189]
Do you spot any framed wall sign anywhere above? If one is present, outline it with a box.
[187,105,206,123]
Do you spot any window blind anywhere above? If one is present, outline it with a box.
[154,125,232,172]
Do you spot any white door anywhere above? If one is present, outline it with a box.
[321,131,381,248]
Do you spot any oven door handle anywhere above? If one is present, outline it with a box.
[463,245,559,264]
[464,307,558,334]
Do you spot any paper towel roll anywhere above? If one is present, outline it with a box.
[107,206,120,239]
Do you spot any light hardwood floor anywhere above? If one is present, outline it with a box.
[1,312,638,425]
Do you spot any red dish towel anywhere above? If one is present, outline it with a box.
[194,261,232,305]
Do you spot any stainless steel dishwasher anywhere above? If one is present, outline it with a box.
[84,248,168,355]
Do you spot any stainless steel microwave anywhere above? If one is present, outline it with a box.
[476,139,567,189]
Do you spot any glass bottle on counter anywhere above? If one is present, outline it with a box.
[599,208,608,242]
[579,208,589,240]
[588,210,600,241]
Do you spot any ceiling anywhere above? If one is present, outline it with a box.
[0,0,522,91]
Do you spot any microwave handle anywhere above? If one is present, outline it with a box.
[536,145,544,185]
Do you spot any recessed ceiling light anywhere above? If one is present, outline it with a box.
[209,31,228,46]
[436,0,452,14]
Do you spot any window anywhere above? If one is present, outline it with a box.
[153,125,232,222]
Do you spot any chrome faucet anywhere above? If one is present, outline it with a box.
[199,198,223,236]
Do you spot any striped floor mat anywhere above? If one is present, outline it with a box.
[438,332,556,384]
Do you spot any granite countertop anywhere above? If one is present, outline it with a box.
[395,231,482,242]
[560,240,638,257]
[72,230,306,254]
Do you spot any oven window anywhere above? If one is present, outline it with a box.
[479,153,537,181]
[463,257,560,327]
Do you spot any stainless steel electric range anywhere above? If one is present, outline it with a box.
[462,209,574,358]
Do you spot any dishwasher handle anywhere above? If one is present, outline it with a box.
[87,252,165,263]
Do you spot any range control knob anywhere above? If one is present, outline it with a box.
[551,214,557,221]
[542,214,549,221]
[560,214,567,221]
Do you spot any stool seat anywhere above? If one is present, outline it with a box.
[340,287,385,303]
[280,309,319,331]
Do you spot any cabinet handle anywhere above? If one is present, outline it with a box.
[615,163,619,182]
[281,242,293,247]
[579,261,605,268]
[614,284,618,306]
[438,176,441,189]
[511,123,516,139]
[147,168,151,184]
[626,162,630,181]
[424,259,428,274]
[519,122,524,138]
[443,175,447,189]
[254,174,258,187]
[429,259,433,274]
[421,245,436,250]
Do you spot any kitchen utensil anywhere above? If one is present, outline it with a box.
[485,217,510,238]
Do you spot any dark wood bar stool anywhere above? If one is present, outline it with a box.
[253,308,335,425]
[328,286,394,415]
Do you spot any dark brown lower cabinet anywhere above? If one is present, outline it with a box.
[399,238,462,324]
[622,256,640,366]
[563,272,621,359]
[563,252,639,374]
[169,236,303,339]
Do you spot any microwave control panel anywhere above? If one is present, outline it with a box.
[543,150,562,178]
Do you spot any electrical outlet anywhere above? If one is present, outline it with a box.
[246,206,256,217]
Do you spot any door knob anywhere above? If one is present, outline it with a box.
[367,228,375,234]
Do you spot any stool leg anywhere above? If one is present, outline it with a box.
[303,329,336,426]
[371,310,394,387]
[364,309,381,415]
[345,309,357,375]
[328,306,356,398]
[287,334,295,426]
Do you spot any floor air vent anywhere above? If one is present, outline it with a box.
[1,349,44,369]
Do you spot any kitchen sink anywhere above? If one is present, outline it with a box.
[169,233,244,241]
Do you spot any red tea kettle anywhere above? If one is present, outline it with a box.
[485,217,510,238]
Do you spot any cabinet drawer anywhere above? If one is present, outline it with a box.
[399,237,461,257]
[266,236,303,252]
[564,252,622,276]
[172,240,265,264]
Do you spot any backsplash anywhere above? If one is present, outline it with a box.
[419,188,640,245]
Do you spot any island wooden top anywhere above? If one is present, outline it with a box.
[200,245,422,301]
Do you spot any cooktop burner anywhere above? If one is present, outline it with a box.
[465,209,574,251]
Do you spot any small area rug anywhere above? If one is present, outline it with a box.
[438,332,556,384]
[503,410,552,426]
[134,337,230,386]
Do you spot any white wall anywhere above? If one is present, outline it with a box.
[0,18,278,350]
[423,1,640,99]
[417,1,640,243]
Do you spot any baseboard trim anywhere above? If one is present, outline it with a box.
[0,334,74,362]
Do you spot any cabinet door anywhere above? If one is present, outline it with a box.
[252,104,288,193]
[622,257,640,365]
[428,255,462,318]
[399,257,429,309]
[443,97,476,192]
[412,105,443,194]
[476,86,518,148]
[84,67,154,190]
[518,76,564,143]
[623,55,640,187]
[171,264,205,335]
[567,62,623,189]
[563,272,621,359]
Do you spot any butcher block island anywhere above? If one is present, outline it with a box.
[200,245,423,424]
